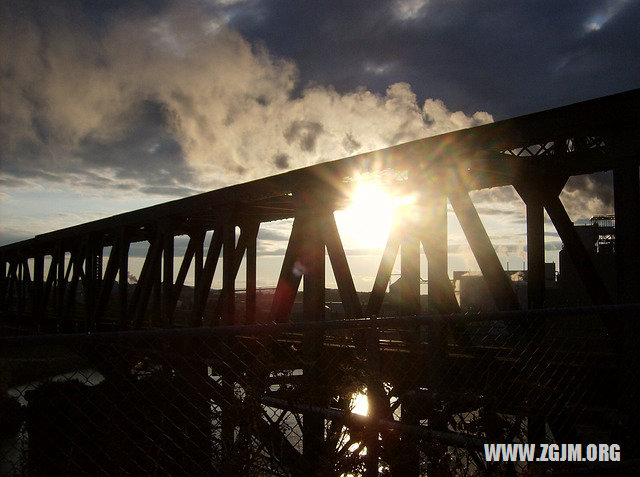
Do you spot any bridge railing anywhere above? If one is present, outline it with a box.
[2,305,639,476]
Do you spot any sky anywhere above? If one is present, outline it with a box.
[1,0,639,290]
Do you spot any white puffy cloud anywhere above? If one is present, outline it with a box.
[1,1,493,194]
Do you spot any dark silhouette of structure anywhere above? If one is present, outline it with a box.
[1,89,640,475]
[3,90,639,330]
[558,215,617,304]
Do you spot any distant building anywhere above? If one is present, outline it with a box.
[453,265,556,311]
[557,215,616,305]
[448,215,617,311]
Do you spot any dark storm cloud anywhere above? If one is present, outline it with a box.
[73,100,196,187]
[0,0,198,195]
[230,0,640,119]
[283,120,324,152]
[2,0,636,223]
[560,171,615,220]
[563,171,614,209]
[3,0,495,206]
[272,153,290,170]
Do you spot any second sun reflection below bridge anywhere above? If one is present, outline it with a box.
[339,387,402,476]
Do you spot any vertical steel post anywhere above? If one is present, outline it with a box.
[222,224,236,326]
[515,181,548,448]
[34,254,45,327]
[118,230,129,327]
[365,320,381,477]
[527,195,547,445]
[151,238,162,326]
[162,233,174,327]
[397,191,421,477]
[192,230,205,326]
[5,260,16,317]
[95,244,103,289]
[245,223,258,324]
[85,238,96,329]
[42,254,58,326]
[17,255,24,320]
[220,222,238,473]
[0,254,6,313]
[64,245,84,327]
[612,136,640,447]
[300,192,327,473]
[400,225,421,316]
[423,188,448,475]
[423,189,450,314]
[613,145,640,304]
[526,197,545,310]
[56,246,66,324]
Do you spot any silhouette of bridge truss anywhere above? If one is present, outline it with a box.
[3,89,639,330]
[1,89,640,475]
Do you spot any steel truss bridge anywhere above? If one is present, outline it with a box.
[1,89,640,475]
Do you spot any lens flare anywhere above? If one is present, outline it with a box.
[335,175,415,250]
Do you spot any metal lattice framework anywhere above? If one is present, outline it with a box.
[1,88,640,475]
[2,89,639,332]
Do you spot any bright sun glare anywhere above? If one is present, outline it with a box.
[335,176,415,250]
[351,391,369,416]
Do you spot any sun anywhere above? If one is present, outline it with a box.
[351,391,369,416]
[334,175,414,250]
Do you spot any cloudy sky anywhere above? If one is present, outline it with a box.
[1,0,639,288]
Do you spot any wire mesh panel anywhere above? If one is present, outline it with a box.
[1,306,639,476]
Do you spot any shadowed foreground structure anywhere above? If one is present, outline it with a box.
[2,89,640,475]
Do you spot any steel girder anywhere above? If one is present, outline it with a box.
[1,88,639,332]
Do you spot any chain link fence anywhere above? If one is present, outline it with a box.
[2,305,639,476]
